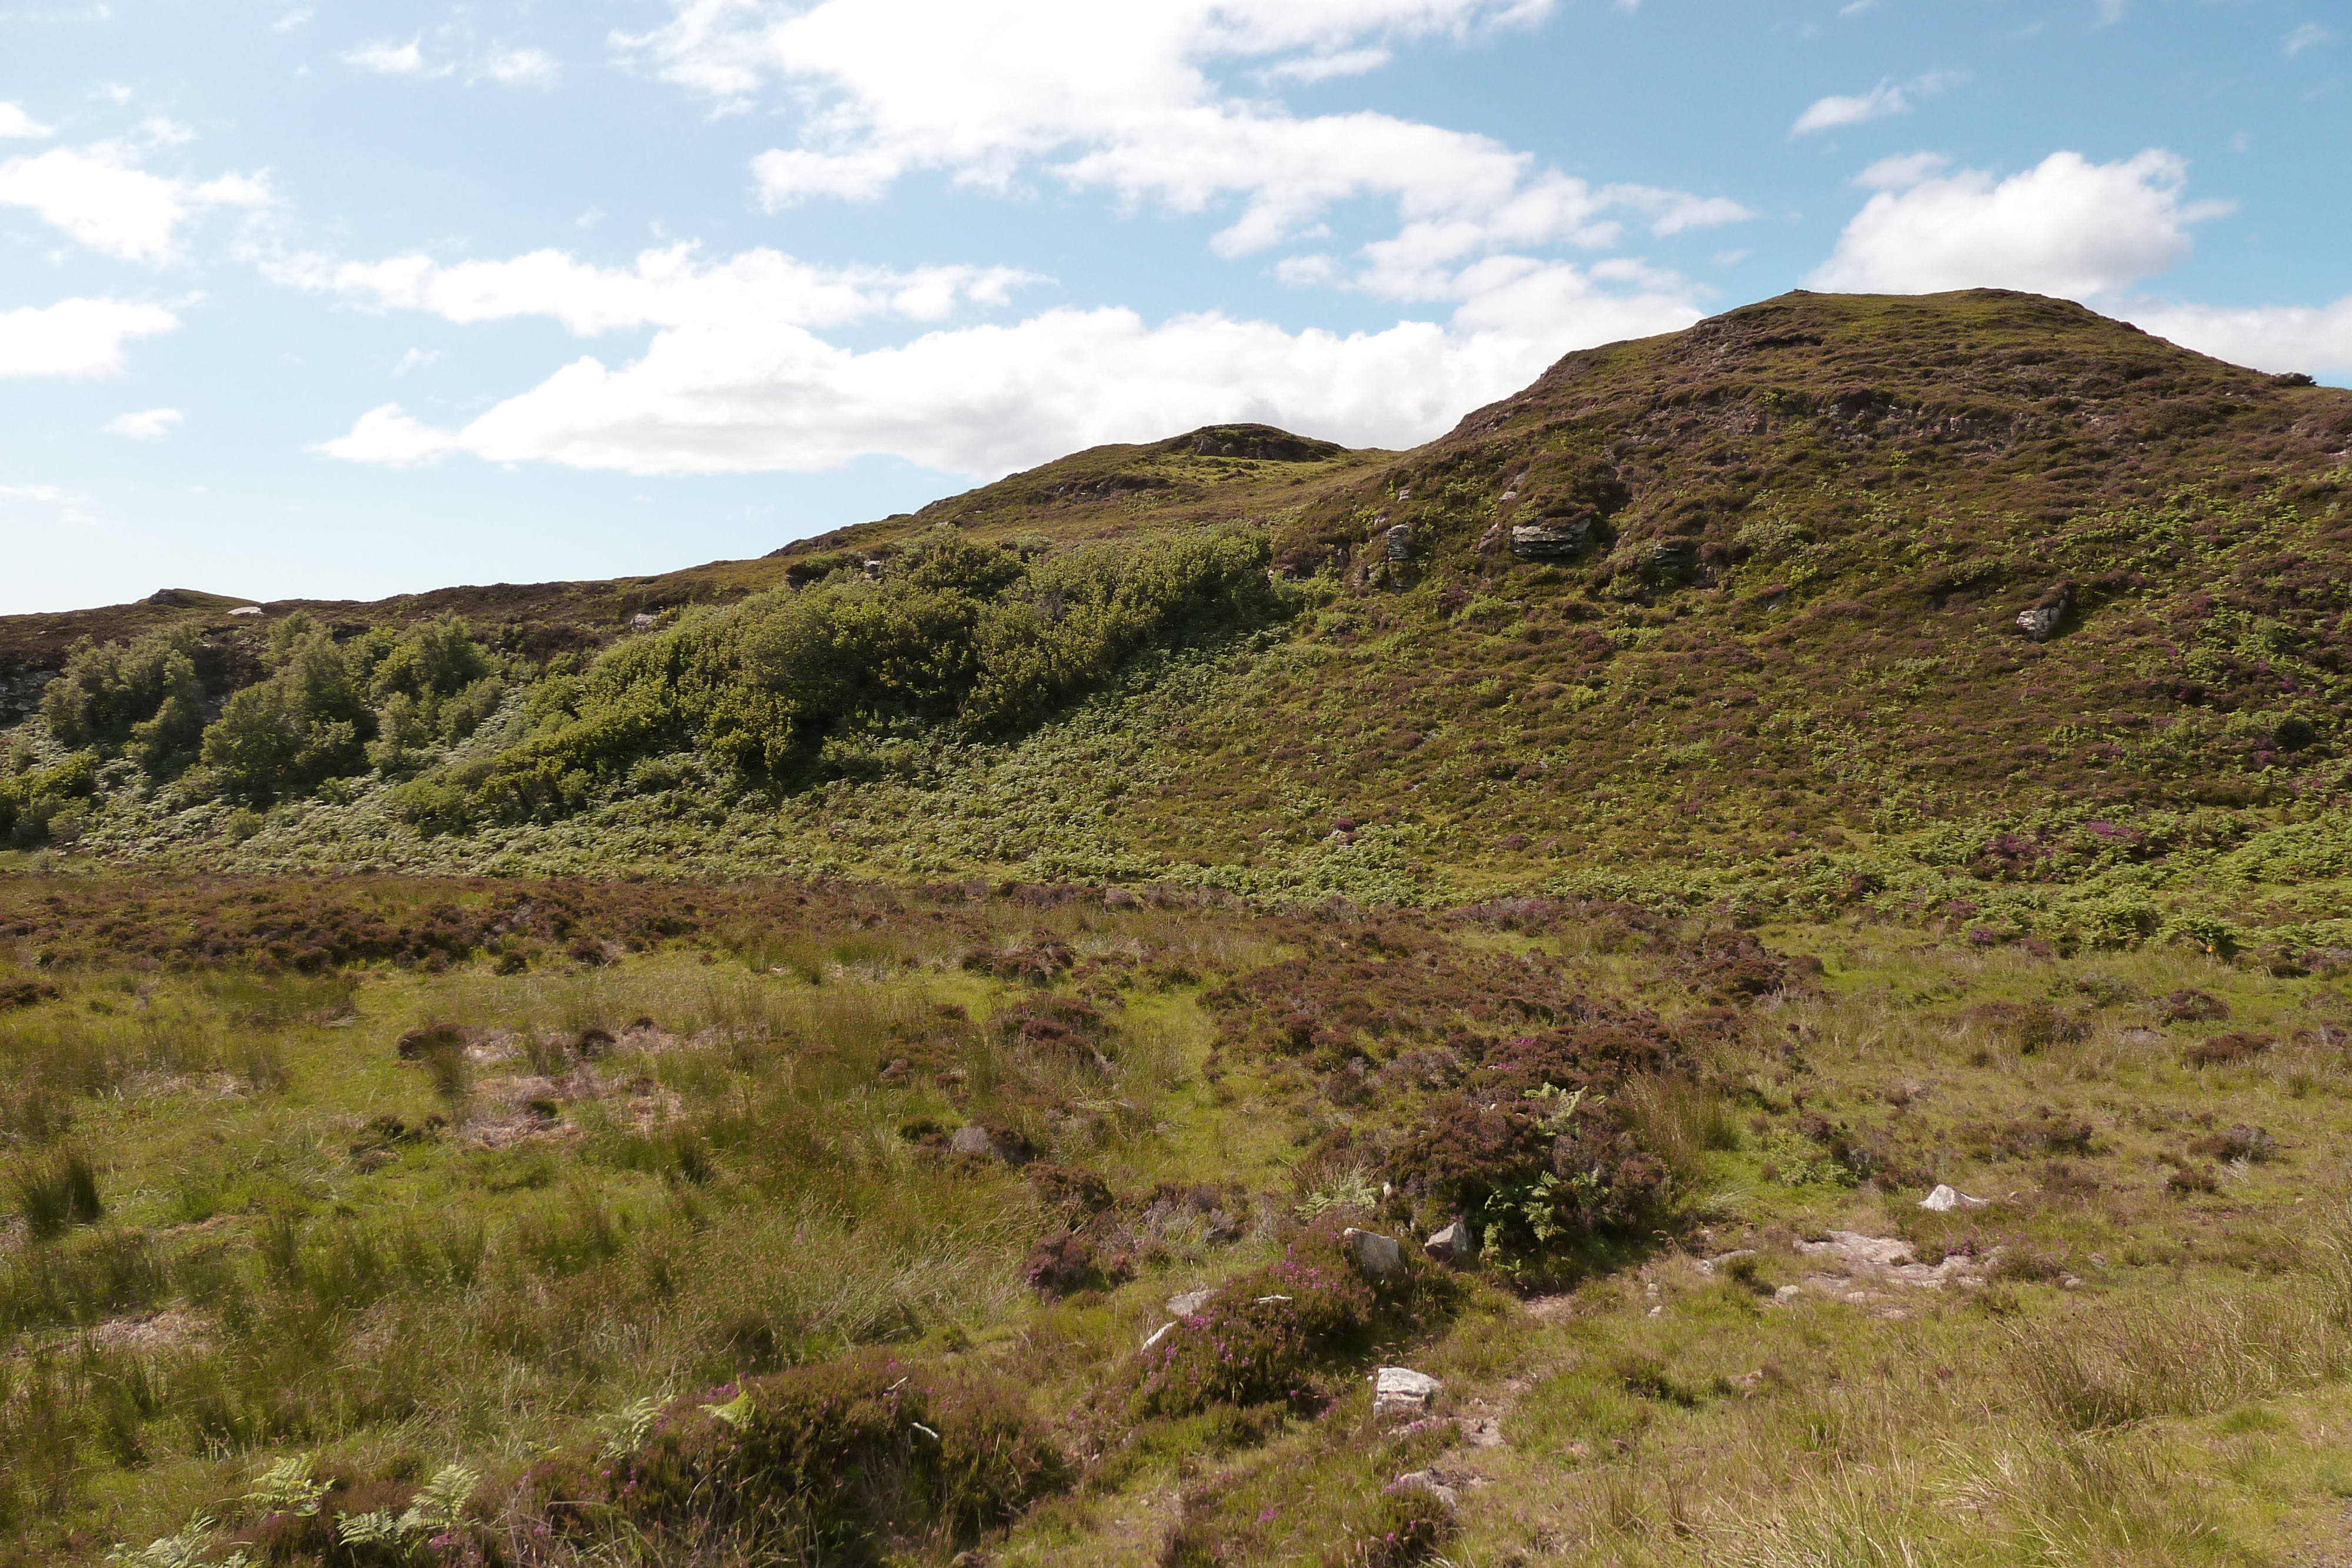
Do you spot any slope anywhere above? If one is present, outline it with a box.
[4,290,2351,957]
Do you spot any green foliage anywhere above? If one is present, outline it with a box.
[605,1355,1068,1560]
[0,750,100,848]
[13,1147,102,1238]
[41,629,206,768]
[191,613,499,803]
[461,526,1280,818]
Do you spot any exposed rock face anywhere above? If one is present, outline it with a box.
[2017,604,2063,640]
[1423,1221,1474,1265]
[1342,1226,1404,1281]
[1509,511,1592,559]
[1919,1183,1990,1212]
[1384,524,1415,561]
[1372,1365,1442,1419]
[1649,537,1702,580]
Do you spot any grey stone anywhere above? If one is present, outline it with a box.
[1384,523,1414,561]
[1694,1248,1756,1277]
[1423,1221,1474,1265]
[1140,1321,1175,1350]
[1342,1227,1404,1281]
[1165,1288,1214,1317]
[1372,1365,1442,1419]
[947,1125,994,1156]
[2017,604,2064,641]
[1919,1183,1989,1213]
[1509,513,1591,559]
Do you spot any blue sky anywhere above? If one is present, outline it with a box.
[2,0,2345,613]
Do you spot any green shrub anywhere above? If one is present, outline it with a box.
[600,1353,1068,1561]
[1126,1222,1448,1419]
[470,527,1281,817]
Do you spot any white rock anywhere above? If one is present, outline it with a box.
[948,1125,994,1156]
[1141,1322,1175,1351]
[1772,1285,1803,1303]
[1424,1221,1473,1264]
[1372,1365,1442,1419]
[1165,1288,1214,1318]
[1919,1183,1990,1213]
[1695,1248,1756,1277]
[1342,1227,1405,1281]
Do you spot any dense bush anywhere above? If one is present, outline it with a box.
[0,750,99,848]
[597,1354,1068,1562]
[41,627,208,773]
[1125,1222,1451,1419]
[463,526,1281,817]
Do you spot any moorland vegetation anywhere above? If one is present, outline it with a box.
[5,289,2352,1566]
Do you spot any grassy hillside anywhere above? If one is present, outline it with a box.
[6,877,2352,1567]
[8,289,2352,1566]
[5,290,2348,961]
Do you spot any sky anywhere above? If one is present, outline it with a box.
[1,1,2346,614]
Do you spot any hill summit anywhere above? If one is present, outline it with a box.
[4,288,2350,956]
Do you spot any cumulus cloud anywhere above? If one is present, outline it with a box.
[632,0,1744,266]
[312,246,1700,477]
[2128,296,2352,379]
[103,407,183,438]
[1809,148,2228,299]
[0,102,53,139]
[0,138,272,263]
[345,39,429,75]
[484,48,559,84]
[278,243,1043,335]
[0,297,178,377]
[1790,71,1963,135]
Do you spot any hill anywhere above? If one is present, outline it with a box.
[5,288,2348,959]
[7,291,2352,1568]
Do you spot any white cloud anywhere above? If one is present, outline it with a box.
[2093,0,2126,25]
[1809,148,2228,299]
[630,0,1742,272]
[484,48,559,84]
[0,102,53,139]
[103,406,182,438]
[313,245,1700,477]
[0,484,96,527]
[283,243,1044,335]
[0,139,272,263]
[1261,47,1392,83]
[1791,70,1963,135]
[393,347,443,375]
[272,8,312,32]
[316,403,459,465]
[2284,23,2331,56]
[0,297,178,376]
[345,38,428,75]
[318,290,1694,477]
[1855,150,1949,188]
[2129,296,2352,378]
[1274,253,1337,285]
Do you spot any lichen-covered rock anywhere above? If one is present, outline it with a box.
[1509,513,1592,559]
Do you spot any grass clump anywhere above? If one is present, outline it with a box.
[592,1354,1068,1563]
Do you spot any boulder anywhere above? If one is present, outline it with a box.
[1342,1227,1404,1281]
[1919,1183,1989,1213]
[1649,538,1701,580]
[947,1125,995,1156]
[1384,523,1414,561]
[1165,1288,1214,1318]
[2016,604,2063,641]
[1372,1365,1442,1419]
[1423,1221,1474,1266]
[1140,1321,1175,1350]
[1509,512,1592,559]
